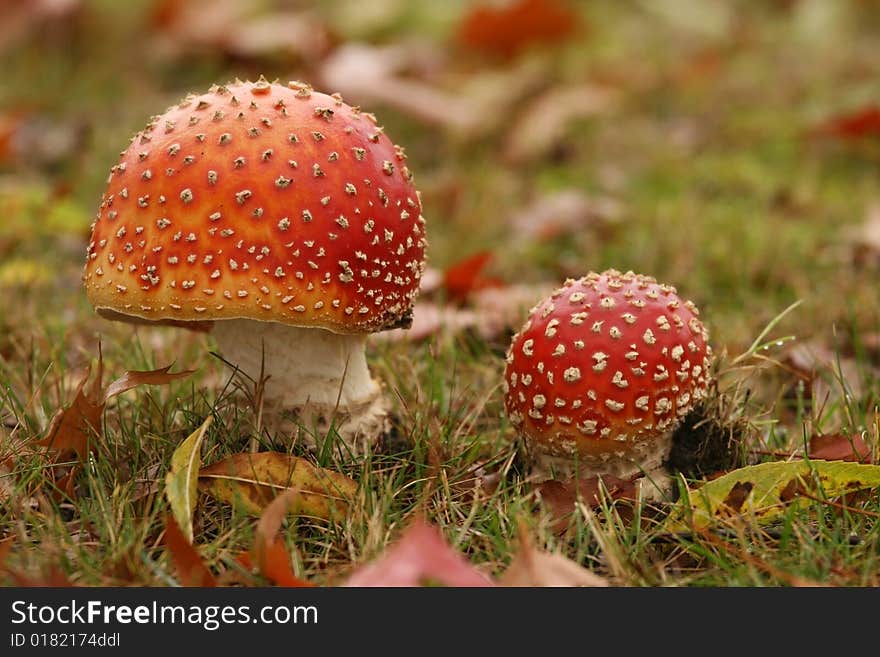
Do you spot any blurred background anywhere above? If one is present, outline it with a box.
[1,0,879,382]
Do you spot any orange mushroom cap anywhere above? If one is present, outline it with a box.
[83,78,427,334]
[504,270,713,461]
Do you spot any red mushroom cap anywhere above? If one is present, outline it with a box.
[504,270,712,461]
[83,77,427,334]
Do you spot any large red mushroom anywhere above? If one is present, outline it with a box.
[504,270,712,494]
[83,77,427,451]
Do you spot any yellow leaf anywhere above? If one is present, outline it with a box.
[164,416,213,542]
[666,460,880,532]
[199,452,356,521]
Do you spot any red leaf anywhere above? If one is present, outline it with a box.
[442,251,502,303]
[811,106,880,141]
[457,0,581,59]
[344,520,494,587]
[252,489,313,587]
[809,433,872,463]
[163,514,216,587]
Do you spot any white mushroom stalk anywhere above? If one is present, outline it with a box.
[212,319,388,449]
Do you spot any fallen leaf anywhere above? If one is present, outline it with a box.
[104,364,195,400]
[164,416,213,543]
[666,460,880,531]
[456,0,581,59]
[809,433,872,463]
[378,302,478,342]
[469,283,557,340]
[163,513,216,587]
[500,526,608,587]
[344,520,493,587]
[503,84,618,163]
[537,475,637,532]
[150,0,331,62]
[378,283,554,343]
[318,42,477,132]
[319,42,548,135]
[811,105,880,140]
[252,489,312,587]
[199,452,357,520]
[220,13,331,61]
[442,251,502,303]
[38,363,104,460]
[719,481,753,514]
[508,189,623,241]
[38,351,195,462]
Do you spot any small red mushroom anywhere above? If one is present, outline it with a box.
[83,77,428,450]
[503,270,712,493]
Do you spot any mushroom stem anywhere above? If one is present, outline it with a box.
[212,319,388,452]
[528,436,673,501]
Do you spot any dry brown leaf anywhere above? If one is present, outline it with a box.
[252,489,313,587]
[319,42,478,132]
[104,364,195,400]
[456,0,581,59]
[199,452,357,520]
[809,433,872,463]
[37,363,104,460]
[500,527,609,587]
[319,42,547,135]
[150,0,331,62]
[504,84,618,163]
[537,475,637,533]
[509,189,623,242]
[163,513,216,587]
[37,351,194,462]
[344,520,493,587]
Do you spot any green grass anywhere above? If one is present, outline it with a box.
[1,0,880,586]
